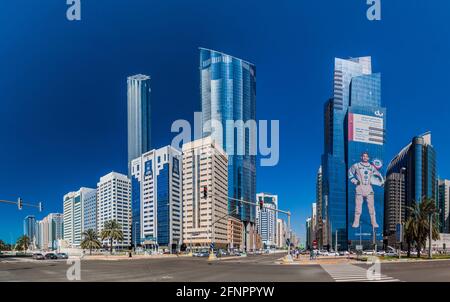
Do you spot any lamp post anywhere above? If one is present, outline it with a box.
[398,167,406,259]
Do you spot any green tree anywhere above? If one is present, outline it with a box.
[404,198,440,258]
[15,235,30,251]
[81,229,102,255]
[0,239,7,251]
[100,220,124,254]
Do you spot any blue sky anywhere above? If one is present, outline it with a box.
[1,0,450,244]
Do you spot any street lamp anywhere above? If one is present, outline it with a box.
[134,221,138,253]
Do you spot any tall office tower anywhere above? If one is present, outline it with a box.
[97,172,131,248]
[36,213,64,250]
[199,48,257,232]
[306,217,312,249]
[438,180,450,233]
[23,215,36,248]
[63,187,96,247]
[130,146,183,252]
[383,173,406,246]
[386,132,438,241]
[321,57,386,250]
[128,74,151,176]
[256,193,278,248]
[316,166,324,248]
[227,216,244,251]
[276,218,287,248]
[182,136,229,250]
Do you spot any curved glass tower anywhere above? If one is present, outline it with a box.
[200,48,256,224]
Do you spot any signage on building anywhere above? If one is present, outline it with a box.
[348,113,384,145]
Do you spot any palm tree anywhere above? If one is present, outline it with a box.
[81,229,102,255]
[404,198,440,258]
[15,235,30,251]
[100,220,124,254]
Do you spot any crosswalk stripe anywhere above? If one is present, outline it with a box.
[321,263,400,282]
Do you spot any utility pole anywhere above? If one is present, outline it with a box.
[335,229,338,253]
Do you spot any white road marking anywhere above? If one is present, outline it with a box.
[321,263,400,282]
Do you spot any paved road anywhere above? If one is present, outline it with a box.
[2,254,450,282]
[0,254,332,282]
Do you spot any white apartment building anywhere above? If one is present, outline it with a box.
[276,218,287,248]
[97,172,131,248]
[256,193,278,248]
[182,137,228,250]
[130,146,183,252]
[37,213,63,251]
[63,187,96,247]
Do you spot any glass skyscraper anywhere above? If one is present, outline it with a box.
[321,57,386,250]
[23,215,36,244]
[385,132,438,240]
[127,74,152,176]
[199,48,256,224]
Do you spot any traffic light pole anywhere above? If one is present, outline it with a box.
[214,193,293,260]
[0,199,43,212]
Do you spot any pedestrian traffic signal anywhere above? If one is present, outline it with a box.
[203,186,208,199]
[17,198,23,210]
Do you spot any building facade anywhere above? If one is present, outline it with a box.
[316,166,325,248]
[385,132,438,242]
[97,172,131,248]
[130,146,183,252]
[128,74,151,176]
[256,193,278,248]
[276,218,287,249]
[227,216,244,251]
[36,213,64,251]
[63,187,96,247]
[438,179,449,233]
[321,57,386,250]
[182,137,229,250]
[23,215,36,248]
[200,48,257,228]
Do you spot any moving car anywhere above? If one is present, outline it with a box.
[45,253,58,260]
[56,253,68,259]
[32,253,45,260]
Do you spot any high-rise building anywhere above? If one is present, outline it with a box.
[182,136,229,250]
[227,216,244,251]
[36,213,63,250]
[23,215,36,248]
[438,180,450,233]
[130,146,183,252]
[321,57,386,250]
[316,166,324,248]
[128,74,151,176]
[63,187,96,247]
[200,48,257,228]
[97,172,131,248]
[306,217,312,250]
[276,218,287,249]
[385,132,438,243]
[256,193,278,248]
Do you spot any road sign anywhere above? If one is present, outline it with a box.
[356,245,363,251]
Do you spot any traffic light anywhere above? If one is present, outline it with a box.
[348,240,352,246]
[203,186,208,199]
[38,202,43,213]
[259,199,264,210]
[17,198,23,210]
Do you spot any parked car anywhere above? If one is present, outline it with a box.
[32,253,45,260]
[385,251,398,257]
[197,250,209,257]
[45,253,58,260]
[56,253,68,259]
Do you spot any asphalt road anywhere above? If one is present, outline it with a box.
[0,254,332,282]
[2,254,450,282]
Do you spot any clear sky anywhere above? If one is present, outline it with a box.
[1,0,449,245]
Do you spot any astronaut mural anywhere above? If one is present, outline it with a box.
[348,152,384,229]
